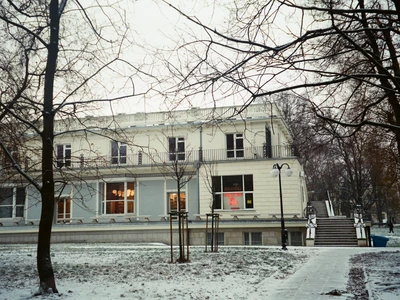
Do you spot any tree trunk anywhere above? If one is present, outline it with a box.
[36,0,60,294]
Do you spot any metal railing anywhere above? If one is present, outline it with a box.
[4,144,296,172]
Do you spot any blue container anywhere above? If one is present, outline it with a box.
[371,235,389,247]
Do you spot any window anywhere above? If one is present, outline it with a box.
[212,175,254,210]
[111,141,127,165]
[226,133,244,158]
[57,197,71,223]
[56,144,71,168]
[167,192,186,213]
[103,182,134,214]
[0,187,24,218]
[207,232,224,245]
[168,137,185,161]
[1,146,19,166]
[289,232,303,246]
[244,232,262,245]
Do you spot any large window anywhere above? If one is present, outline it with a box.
[226,133,244,158]
[168,137,185,161]
[0,187,24,218]
[56,144,71,168]
[57,197,71,222]
[111,141,127,165]
[103,182,134,214]
[244,232,262,245]
[212,175,254,210]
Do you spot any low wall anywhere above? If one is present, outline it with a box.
[0,220,307,246]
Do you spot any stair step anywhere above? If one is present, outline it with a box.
[313,216,359,247]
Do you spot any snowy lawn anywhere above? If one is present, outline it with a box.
[0,225,399,300]
[0,244,312,300]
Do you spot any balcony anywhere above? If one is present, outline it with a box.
[56,144,296,170]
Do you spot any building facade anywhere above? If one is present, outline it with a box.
[0,103,308,246]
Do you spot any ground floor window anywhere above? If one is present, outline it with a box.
[288,231,303,246]
[207,232,224,245]
[212,175,254,210]
[103,182,134,214]
[0,187,24,218]
[167,192,186,213]
[57,197,71,223]
[244,232,262,245]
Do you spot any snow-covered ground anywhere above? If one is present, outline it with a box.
[0,225,399,300]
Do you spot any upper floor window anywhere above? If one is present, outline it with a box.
[56,144,71,168]
[111,141,127,165]
[211,175,254,210]
[168,137,185,161]
[1,145,19,166]
[226,133,244,158]
[0,187,25,218]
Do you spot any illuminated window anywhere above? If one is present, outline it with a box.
[56,144,71,168]
[57,197,71,222]
[226,133,244,158]
[244,232,262,245]
[168,137,185,161]
[211,175,253,210]
[103,182,134,214]
[167,192,186,212]
[111,141,127,165]
[0,187,24,218]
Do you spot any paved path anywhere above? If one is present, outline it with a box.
[257,247,370,299]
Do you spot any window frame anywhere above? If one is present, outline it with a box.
[0,187,25,219]
[103,181,135,215]
[57,196,71,223]
[226,133,244,158]
[244,232,262,245]
[212,175,254,210]
[168,137,185,161]
[111,141,127,165]
[56,144,71,168]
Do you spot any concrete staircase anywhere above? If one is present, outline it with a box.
[310,201,329,218]
[314,217,358,247]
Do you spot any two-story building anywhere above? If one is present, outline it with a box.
[0,103,308,246]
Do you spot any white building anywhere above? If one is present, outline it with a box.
[0,103,308,246]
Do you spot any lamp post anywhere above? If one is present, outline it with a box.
[271,163,293,250]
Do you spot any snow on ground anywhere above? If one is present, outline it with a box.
[0,225,398,300]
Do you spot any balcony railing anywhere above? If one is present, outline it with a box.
[56,144,296,170]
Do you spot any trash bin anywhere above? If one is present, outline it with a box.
[371,235,389,247]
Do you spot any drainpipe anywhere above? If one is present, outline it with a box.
[197,124,203,214]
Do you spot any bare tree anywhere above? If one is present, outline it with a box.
[157,149,196,262]
[160,0,400,159]
[0,1,147,294]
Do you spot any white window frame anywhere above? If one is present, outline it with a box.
[0,187,25,219]
[56,144,71,168]
[168,137,185,161]
[226,133,244,158]
[111,141,127,165]
[103,181,135,215]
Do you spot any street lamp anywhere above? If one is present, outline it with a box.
[271,163,293,250]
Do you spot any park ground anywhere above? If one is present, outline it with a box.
[0,226,399,300]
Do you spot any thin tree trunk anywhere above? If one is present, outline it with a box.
[37,0,60,293]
